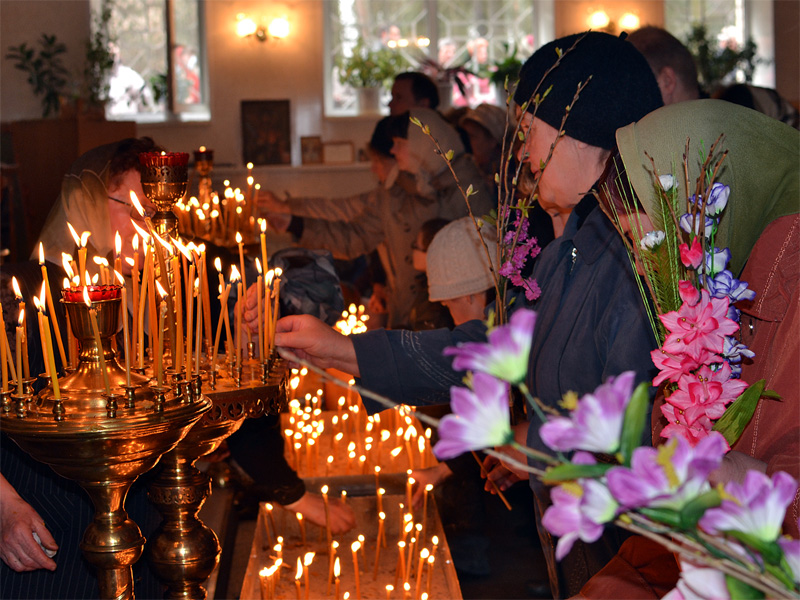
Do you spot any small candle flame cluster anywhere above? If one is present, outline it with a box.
[334,304,369,336]
[281,371,434,479]
[175,153,259,247]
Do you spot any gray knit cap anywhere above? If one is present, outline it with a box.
[427,217,498,302]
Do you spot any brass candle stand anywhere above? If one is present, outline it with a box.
[140,152,190,241]
[1,289,211,600]
[146,356,288,600]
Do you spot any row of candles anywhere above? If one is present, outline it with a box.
[0,191,284,399]
[176,152,259,247]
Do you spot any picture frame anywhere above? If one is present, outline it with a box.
[240,100,291,165]
[300,136,323,165]
[322,141,355,165]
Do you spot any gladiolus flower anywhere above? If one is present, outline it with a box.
[433,372,513,459]
[606,432,728,510]
[659,404,713,446]
[665,363,748,425]
[700,470,798,543]
[540,371,636,453]
[444,308,536,384]
[660,290,738,358]
[542,479,618,560]
[680,239,703,269]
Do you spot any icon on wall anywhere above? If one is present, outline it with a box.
[241,100,291,165]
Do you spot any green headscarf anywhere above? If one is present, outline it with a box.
[616,99,799,275]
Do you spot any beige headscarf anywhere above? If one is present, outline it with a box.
[616,99,800,275]
[35,142,120,266]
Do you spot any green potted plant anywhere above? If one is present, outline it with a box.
[82,0,117,116]
[5,33,69,118]
[336,39,408,113]
[684,23,760,95]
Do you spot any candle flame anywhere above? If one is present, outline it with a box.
[114,270,124,285]
[18,308,24,326]
[247,162,253,170]
[351,540,361,552]
[386,585,394,593]
[404,582,411,592]
[129,191,145,217]
[83,286,91,308]
[295,512,303,522]
[343,592,350,600]
[266,270,275,285]
[38,242,45,265]
[303,552,315,566]
[255,258,262,275]
[230,265,241,283]
[427,554,435,565]
[431,535,438,545]
[295,557,303,579]
[67,222,81,246]
[378,487,385,496]
[115,231,122,256]
[32,295,41,312]
[131,234,139,252]
[260,219,267,233]
[131,220,150,243]
[125,257,135,267]
[84,270,91,286]
[62,254,75,279]
[80,231,91,248]
[91,273,99,284]
[173,237,193,261]
[379,511,385,520]
[236,231,242,244]
[11,276,22,299]
[333,556,340,577]
[63,278,70,290]
[321,484,328,495]
[155,280,167,298]
[420,548,430,559]
[274,267,283,277]
[93,256,109,267]
[194,277,200,293]
[214,257,222,273]
[199,146,206,152]
[152,231,172,254]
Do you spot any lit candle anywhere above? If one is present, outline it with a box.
[403,581,410,600]
[200,250,212,354]
[328,540,339,595]
[185,263,195,374]
[385,584,393,600]
[303,552,314,600]
[296,512,306,546]
[39,242,66,367]
[333,556,340,600]
[415,548,429,599]
[234,268,242,371]
[271,268,282,345]
[223,267,236,363]
[11,277,29,379]
[194,278,202,377]
[114,231,122,276]
[15,311,23,396]
[264,270,274,356]
[115,271,132,387]
[132,235,140,335]
[137,247,150,370]
[395,541,406,590]
[265,503,275,545]
[351,540,361,600]
[236,231,248,307]
[155,282,167,388]
[171,254,183,372]
[378,510,386,549]
[341,489,347,505]
[321,484,332,549]
[406,476,414,515]
[84,287,111,396]
[426,554,435,598]
[255,259,263,361]
[294,558,302,600]
[373,513,384,580]
[422,484,433,545]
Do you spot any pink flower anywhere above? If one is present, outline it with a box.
[680,238,703,269]
[666,363,749,425]
[700,470,799,543]
[433,372,514,460]
[778,536,800,584]
[651,346,715,386]
[444,308,536,384]
[540,371,636,453]
[606,432,729,510]
[660,290,739,357]
[679,280,701,305]
[660,402,714,445]
[541,479,618,560]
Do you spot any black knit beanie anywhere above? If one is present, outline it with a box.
[513,31,663,149]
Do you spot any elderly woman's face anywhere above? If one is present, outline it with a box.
[516,112,608,214]
[391,136,420,174]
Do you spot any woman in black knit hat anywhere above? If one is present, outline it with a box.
[273,31,664,598]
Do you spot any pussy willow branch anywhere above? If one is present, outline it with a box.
[617,513,798,598]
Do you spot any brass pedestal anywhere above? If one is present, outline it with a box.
[146,359,288,599]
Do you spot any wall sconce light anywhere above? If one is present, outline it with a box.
[586,9,640,33]
[587,10,610,30]
[619,13,641,31]
[236,13,290,42]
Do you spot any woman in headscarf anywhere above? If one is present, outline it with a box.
[273,31,664,598]
[582,98,800,598]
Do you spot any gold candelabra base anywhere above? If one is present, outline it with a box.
[146,358,288,599]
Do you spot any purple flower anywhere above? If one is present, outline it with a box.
[541,479,618,560]
[444,308,536,384]
[699,470,798,543]
[778,535,800,584]
[704,270,756,303]
[606,432,729,510]
[679,213,715,237]
[722,336,754,365]
[704,247,731,275]
[702,183,731,217]
[540,371,636,453]
[662,561,731,600]
[433,372,513,460]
